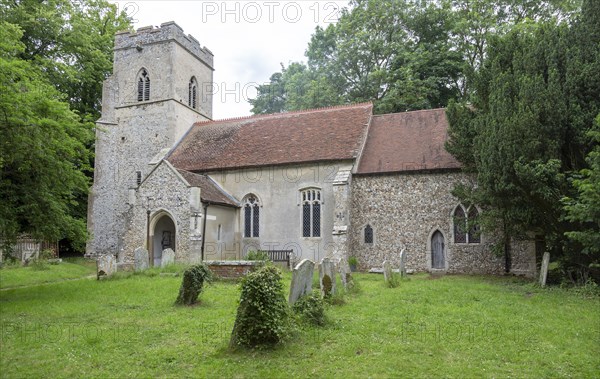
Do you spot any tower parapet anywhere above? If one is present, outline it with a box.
[115,21,214,70]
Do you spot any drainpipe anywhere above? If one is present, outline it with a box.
[200,201,210,261]
[146,209,151,266]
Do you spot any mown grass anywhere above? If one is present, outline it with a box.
[0,269,598,378]
[0,258,96,289]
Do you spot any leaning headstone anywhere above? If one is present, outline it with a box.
[338,258,349,289]
[539,252,550,287]
[97,255,117,279]
[399,249,407,278]
[383,260,393,283]
[161,248,175,267]
[288,259,315,304]
[134,247,149,272]
[319,257,336,297]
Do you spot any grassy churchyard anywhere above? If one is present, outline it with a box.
[0,261,599,378]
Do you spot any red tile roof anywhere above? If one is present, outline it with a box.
[168,103,373,172]
[177,169,240,207]
[356,108,461,174]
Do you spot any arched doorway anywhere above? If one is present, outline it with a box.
[431,230,445,269]
[151,213,176,267]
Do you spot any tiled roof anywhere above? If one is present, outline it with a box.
[168,103,373,172]
[356,108,461,174]
[177,169,240,207]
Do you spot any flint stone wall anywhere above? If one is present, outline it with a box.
[350,172,535,277]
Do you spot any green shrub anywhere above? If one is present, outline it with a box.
[39,249,56,260]
[292,290,327,326]
[29,258,48,271]
[386,272,401,288]
[230,265,289,349]
[245,250,270,261]
[175,264,212,305]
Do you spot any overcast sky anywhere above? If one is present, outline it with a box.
[109,0,348,119]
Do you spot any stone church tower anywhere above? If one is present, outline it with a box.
[87,22,214,257]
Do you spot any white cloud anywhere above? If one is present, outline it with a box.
[109,0,346,119]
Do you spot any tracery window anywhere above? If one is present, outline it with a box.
[301,188,321,237]
[453,204,481,244]
[244,195,260,238]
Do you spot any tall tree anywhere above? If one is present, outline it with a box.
[0,0,131,253]
[1,0,131,121]
[0,22,91,250]
[250,0,579,115]
[446,0,599,279]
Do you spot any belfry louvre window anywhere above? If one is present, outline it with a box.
[137,69,150,101]
[453,204,481,244]
[244,196,259,238]
[301,189,321,237]
[188,77,197,109]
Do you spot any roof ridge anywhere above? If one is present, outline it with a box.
[372,107,446,118]
[194,101,373,125]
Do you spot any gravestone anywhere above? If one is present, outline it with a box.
[539,252,550,287]
[288,259,315,304]
[383,260,393,283]
[338,258,349,289]
[161,248,175,267]
[399,249,407,278]
[97,255,116,279]
[134,247,149,272]
[319,257,336,297]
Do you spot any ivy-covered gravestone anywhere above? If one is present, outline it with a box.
[230,265,289,349]
[175,264,212,306]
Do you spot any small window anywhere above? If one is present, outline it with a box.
[188,77,198,109]
[243,196,260,238]
[364,224,373,244]
[217,224,222,241]
[301,188,321,237]
[136,171,142,186]
[137,69,150,101]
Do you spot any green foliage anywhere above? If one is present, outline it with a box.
[386,272,402,288]
[0,1,131,251]
[563,115,600,256]
[229,265,289,349]
[292,290,327,326]
[250,0,579,115]
[245,250,270,261]
[446,2,599,276]
[348,256,358,267]
[175,264,212,306]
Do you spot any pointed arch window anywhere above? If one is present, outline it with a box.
[137,69,150,101]
[467,207,481,243]
[188,77,197,109]
[453,204,481,244]
[364,224,373,244]
[243,195,260,238]
[453,206,467,243]
[301,188,321,237]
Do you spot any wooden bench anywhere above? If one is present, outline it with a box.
[259,249,294,268]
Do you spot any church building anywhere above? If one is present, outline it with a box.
[87,22,536,277]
